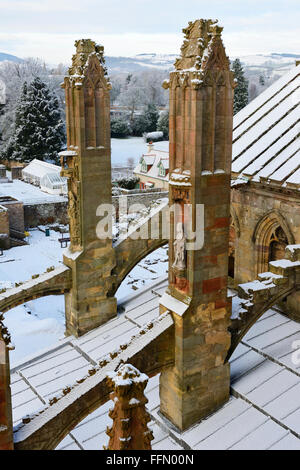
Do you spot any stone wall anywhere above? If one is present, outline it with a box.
[0,207,9,249]
[1,199,24,234]
[231,182,300,321]
[23,192,168,228]
[24,201,68,227]
[231,182,300,285]
[112,190,168,218]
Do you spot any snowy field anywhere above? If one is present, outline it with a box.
[111,137,169,166]
[2,228,168,366]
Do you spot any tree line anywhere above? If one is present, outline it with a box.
[0,56,270,164]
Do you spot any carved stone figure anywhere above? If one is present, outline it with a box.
[172,222,186,270]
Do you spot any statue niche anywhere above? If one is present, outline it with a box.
[172,222,186,271]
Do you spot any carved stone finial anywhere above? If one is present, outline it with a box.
[63,38,110,89]
[104,364,153,450]
[0,313,13,349]
[0,312,13,449]
[168,18,232,90]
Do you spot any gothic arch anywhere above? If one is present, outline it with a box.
[228,284,299,360]
[112,238,167,296]
[253,210,294,274]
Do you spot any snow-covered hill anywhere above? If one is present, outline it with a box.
[0,52,22,63]
[0,51,299,77]
[106,52,300,77]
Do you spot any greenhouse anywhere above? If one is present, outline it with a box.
[40,172,67,195]
[21,159,67,195]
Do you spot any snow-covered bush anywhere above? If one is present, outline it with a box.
[111,115,131,138]
[144,131,164,142]
[116,176,139,190]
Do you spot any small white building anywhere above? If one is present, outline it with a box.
[22,159,67,195]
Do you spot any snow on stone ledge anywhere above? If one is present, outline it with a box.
[13,311,173,444]
[269,259,300,269]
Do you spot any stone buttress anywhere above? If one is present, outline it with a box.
[159,19,235,430]
[60,40,116,337]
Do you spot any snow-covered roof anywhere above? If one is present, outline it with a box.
[22,159,61,180]
[232,64,300,187]
[159,158,169,170]
[0,179,67,204]
[10,276,300,450]
[141,155,155,166]
[134,146,169,181]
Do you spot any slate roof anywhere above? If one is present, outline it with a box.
[232,64,300,187]
[10,276,300,450]
[133,65,300,189]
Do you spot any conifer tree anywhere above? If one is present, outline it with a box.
[3,77,65,163]
[143,104,159,132]
[231,59,249,114]
[110,115,131,138]
[131,104,159,136]
[157,109,169,139]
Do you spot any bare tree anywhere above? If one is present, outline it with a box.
[119,77,146,123]
[127,157,135,170]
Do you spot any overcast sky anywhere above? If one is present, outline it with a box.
[0,0,299,64]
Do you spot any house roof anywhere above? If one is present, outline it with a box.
[232,64,300,187]
[141,155,156,166]
[134,147,169,181]
[10,276,300,450]
[159,158,169,170]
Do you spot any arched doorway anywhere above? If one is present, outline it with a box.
[253,211,294,275]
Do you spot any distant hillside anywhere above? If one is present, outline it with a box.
[0,50,299,77]
[0,52,23,63]
[105,54,176,74]
[106,52,300,77]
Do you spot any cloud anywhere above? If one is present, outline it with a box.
[0,0,299,63]
[0,0,82,12]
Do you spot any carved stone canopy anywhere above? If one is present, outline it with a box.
[62,39,111,90]
[163,19,234,90]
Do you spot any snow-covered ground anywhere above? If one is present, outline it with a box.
[111,137,169,166]
[1,228,168,366]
